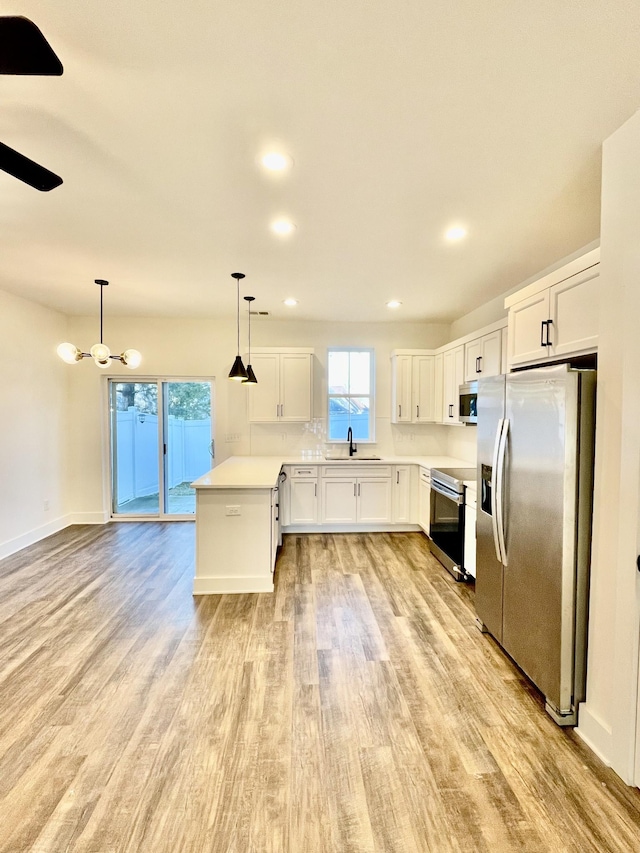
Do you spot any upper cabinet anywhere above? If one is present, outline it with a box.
[390,352,436,424]
[441,344,465,423]
[506,249,600,369]
[463,329,502,381]
[248,348,314,422]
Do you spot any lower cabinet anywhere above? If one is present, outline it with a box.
[418,467,431,533]
[392,465,412,523]
[289,479,318,524]
[321,475,392,524]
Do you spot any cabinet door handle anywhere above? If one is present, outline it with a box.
[354,483,357,497]
[314,483,317,497]
[546,319,553,346]
[477,356,482,373]
[540,321,547,347]
[358,483,361,496]
[449,403,453,418]
[399,404,402,418]
[397,471,400,484]
[416,405,419,418]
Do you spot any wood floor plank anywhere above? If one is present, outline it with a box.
[1,526,640,852]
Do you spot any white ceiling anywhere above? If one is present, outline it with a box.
[2,1,640,322]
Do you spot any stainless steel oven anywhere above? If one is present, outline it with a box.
[429,467,475,581]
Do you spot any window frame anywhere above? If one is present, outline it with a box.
[326,347,376,443]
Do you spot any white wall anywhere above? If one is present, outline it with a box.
[65,315,453,517]
[577,109,640,782]
[0,289,70,558]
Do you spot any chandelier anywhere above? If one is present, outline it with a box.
[57,279,142,369]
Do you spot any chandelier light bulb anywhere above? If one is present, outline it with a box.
[94,357,110,368]
[57,342,82,364]
[90,342,111,362]
[122,349,142,369]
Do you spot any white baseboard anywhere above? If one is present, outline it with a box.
[576,703,613,766]
[193,576,274,595]
[68,511,110,525]
[283,523,422,534]
[0,515,69,561]
[0,512,109,562]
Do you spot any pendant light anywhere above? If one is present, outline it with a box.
[243,296,258,384]
[228,272,248,381]
[57,279,141,369]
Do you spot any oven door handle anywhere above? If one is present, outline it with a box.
[430,480,464,505]
[495,418,509,566]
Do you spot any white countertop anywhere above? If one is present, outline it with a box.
[192,457,284,489]
[192,455,476,490]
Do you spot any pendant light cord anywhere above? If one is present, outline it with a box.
[237,279,240,355]
[100,282,104,344]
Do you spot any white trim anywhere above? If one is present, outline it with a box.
[0,515,71,561]
[283,523,421,534]
[68,511,110,525]
[576,704,613,767]
[193,575,274,595]
[0,512,110,561]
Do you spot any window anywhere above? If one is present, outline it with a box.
[327,348,375,442]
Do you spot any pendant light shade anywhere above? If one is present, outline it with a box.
[228,272,248,381]
[57,279,141,369]
[242,295,258,384]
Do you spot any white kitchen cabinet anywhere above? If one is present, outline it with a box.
[413,356,436,422]
[321,468,392,524]
[357,478,392,523]
[392,465,412,523]
[464,329,502,381]
[507,257,599,368]
[390,352,436,424]
[322,479,357,523]
[391,354,413,423]
[248,349,314,422]
[441,345,465,424]
[418,467,431,533]
[288,475,318,525]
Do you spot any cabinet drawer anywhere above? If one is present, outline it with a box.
[290,466,318,479]
[419,467,431,484]
[323,465,391,479]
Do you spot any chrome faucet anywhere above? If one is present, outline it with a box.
[347,426,357,457]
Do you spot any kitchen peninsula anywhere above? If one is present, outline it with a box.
[192,454,473,594]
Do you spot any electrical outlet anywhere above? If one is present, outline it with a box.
[43,499,50,512]
[225,505,241,516]
[225,433,241,443]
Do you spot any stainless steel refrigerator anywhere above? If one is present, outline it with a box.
[475,364,596,726]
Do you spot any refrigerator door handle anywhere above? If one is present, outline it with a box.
[496,417,509,566]
[490,418,505,563]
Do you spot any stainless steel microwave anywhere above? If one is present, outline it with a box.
[459,381,478,424]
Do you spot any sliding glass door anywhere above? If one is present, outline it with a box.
[110,378,213,518]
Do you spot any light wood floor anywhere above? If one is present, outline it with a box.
[1,524,640,852]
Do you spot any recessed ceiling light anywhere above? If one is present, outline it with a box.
[386,300,402,308]
[271,218,296,236]
[261,152,292,171]
[283,298,298,307]
[445,225,468,242]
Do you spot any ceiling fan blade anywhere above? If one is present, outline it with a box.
[0,16,63,75]
[0,142,62,191]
